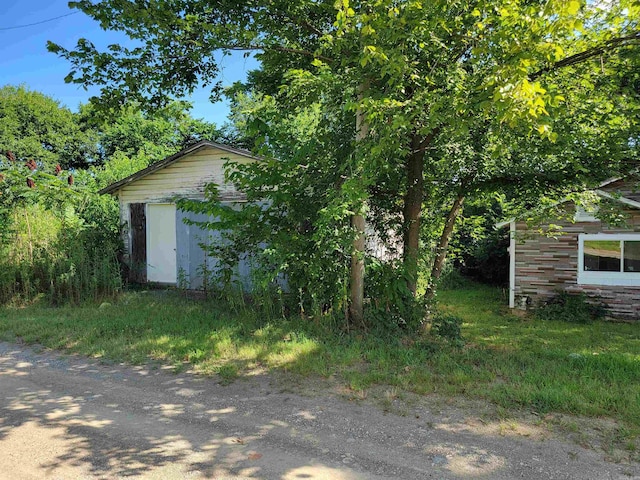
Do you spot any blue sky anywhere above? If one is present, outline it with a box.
[0,0,260,125]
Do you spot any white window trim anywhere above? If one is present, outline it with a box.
[509,221,516,308]
[577,233,640,286]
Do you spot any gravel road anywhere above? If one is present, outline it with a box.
[0,342,637,479]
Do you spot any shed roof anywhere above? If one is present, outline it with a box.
[98,140,260,195]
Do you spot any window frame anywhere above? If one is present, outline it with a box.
[578,233,640,286]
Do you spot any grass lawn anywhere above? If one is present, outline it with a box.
[0,283,638,434]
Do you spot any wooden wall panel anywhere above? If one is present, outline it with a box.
[129,203,147,283]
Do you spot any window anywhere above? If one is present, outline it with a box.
[574,206,599,223]
[583,240,620,272]
[578,234,640,286]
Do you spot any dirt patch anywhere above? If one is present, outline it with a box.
[258,369,640,466]
[0,342,638,479]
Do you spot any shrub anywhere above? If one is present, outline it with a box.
[365,258,425,335]
[436,265,469,290]
[535,291,607,324]
[430,313,464,346]
[0,204,122,305]
[455,230,509,286]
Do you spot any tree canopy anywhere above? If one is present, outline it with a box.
[0,85,98,169]
[0,86,227,245]
[49,0,640,327]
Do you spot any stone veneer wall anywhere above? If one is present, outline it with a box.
[514,208,640,320]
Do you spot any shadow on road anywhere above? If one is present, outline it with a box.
[0,343,635,479]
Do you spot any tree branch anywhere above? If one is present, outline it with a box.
[221,44,333,63]
[286,17,324,37]
[530,31,640,80]
[262,0,325,37]
[414,126,442,154]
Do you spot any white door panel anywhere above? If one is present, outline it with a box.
[147,204,177,283]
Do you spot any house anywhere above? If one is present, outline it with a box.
[99,140,259,289]
[502,177,640,320]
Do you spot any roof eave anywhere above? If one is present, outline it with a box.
[98,140,260,195]
[595,189,640,209]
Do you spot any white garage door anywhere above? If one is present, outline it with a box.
[146,204,177,284]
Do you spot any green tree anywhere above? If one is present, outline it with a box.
[181,82,360,319]
[80,102,229,163]
[49,0,640,325]
[0,86,96,244]
[76,102,232,188]
[0,85,98,169]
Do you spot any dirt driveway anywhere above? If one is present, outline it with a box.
[0,342,637,479]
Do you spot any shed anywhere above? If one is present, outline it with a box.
[99,140,259,289]
[501,178,640,320]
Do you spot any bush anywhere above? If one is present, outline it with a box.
[436,265,470,290]
[365,258,425,334]
[430,312,465,346]
[0,204,122,305]
[535,291,607,324]
[455,230,509,286]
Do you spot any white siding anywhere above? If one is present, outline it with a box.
[118,145,254,258]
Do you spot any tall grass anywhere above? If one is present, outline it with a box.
[0,205,121,305]
[1,282,638,433]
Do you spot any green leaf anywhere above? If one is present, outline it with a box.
[567,1,580,15]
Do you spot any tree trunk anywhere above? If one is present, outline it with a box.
[402,134,425,296]
[349,85,369,328]
[402,129,439,296]
[349,212,366,327]
[425,193,465,301]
